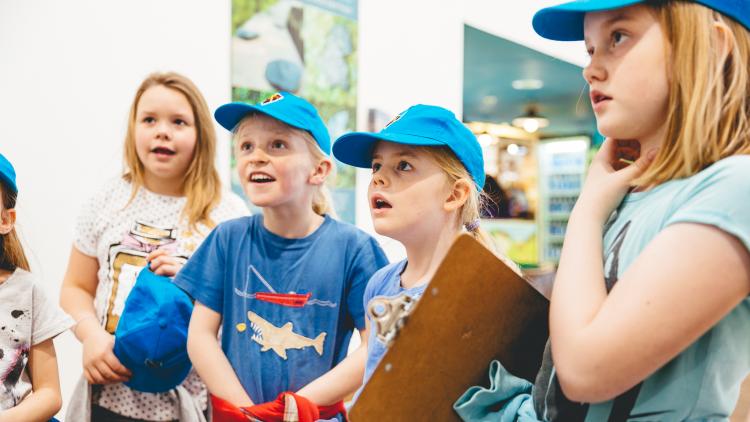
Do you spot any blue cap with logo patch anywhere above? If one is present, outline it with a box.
[332,104,485,189]
[113,267,194,393]
[0,154,18,194]
[533,0,750,41]
[214,92,331,155]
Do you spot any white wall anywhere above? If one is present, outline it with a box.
[0,1,232,418]
[0,0,584,418]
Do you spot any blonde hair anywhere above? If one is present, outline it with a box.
[233,114,336,217]
[0,184,29,272]
[123,72,221,230]
[418,146,494,249]
[635,1,750,186]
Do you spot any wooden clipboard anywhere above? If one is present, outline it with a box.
[350,234,549,421]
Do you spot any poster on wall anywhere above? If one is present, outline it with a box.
[231,0,359,223]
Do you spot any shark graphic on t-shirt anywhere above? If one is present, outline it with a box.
[238,311,326,360]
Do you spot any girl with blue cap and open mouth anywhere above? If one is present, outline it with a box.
[454,1,750,421]
[332,104,521,402]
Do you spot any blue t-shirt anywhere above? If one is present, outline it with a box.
[175,214,388,403]
[356,260,427,399]
[534,156,750,421]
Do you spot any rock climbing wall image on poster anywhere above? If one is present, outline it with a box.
[231,0,358,223]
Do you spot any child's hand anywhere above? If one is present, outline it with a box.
[575,138,657,224]
[82,325,132,384]
[147,249,183,277]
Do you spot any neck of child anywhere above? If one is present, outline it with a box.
[630,124,668,193]
[142,172,185,197]
[637,120,668,156]
[262,205,324,239]
[399,222,462,290]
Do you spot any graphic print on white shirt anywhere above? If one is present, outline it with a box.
[104,221,186,334]
[0,305,30,408]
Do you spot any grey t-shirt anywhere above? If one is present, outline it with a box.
[0,269,73,410]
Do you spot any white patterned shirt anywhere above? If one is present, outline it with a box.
[74,177,249,421]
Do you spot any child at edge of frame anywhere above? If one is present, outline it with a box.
[453,1,750,421]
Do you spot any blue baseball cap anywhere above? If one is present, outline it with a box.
[533,0,750,41]
[114,267,194,393]
[214,92,331,155]
[333,105,485,189]
[0,154,18,194]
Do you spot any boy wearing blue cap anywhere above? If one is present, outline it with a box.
[453,1,750,421]
[332,104,520,399]
[174,92,388,421]
[0,153,73,421]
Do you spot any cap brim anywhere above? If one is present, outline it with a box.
[533,0,643,41]
[124,359,192,393]
[333,131,447,168]
[115,335,192,393]
[214,102,310,134]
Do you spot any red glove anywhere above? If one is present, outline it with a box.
[243,392,320,422]
[319,400,348,421]
[284,393,319,422]
[240,392,348,421]
[210,395,253,422]
[242,394,286,421]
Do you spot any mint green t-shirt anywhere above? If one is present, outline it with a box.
[534,155,750,421]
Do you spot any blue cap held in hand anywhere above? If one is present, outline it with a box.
[114,267,194,393]
[533,0,750,41]
[332,104,485,189]
[215,92,331,155]
[0,154,18,194]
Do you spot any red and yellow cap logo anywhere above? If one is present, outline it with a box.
[261,93,284,105]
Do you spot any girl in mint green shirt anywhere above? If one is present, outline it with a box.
[457,1,750,421]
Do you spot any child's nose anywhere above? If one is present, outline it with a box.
[583,55,607,84]
[155,122,171,139]
[371,171,389,187]
[248,147,269,164]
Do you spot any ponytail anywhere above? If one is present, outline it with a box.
[419,146,521,274]
[462,191,498,253]
[464,218,496,253]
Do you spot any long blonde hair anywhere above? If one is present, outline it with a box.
[635,1,750,186]
[233,114,336,217]
[123,72,221,229]
[418,146,494,249]
[0,184,29,272]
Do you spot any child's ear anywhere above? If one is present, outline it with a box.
[713,20,736,59]
[0,208,16,235]
[444,179,471,212]
[308,158,333,186]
